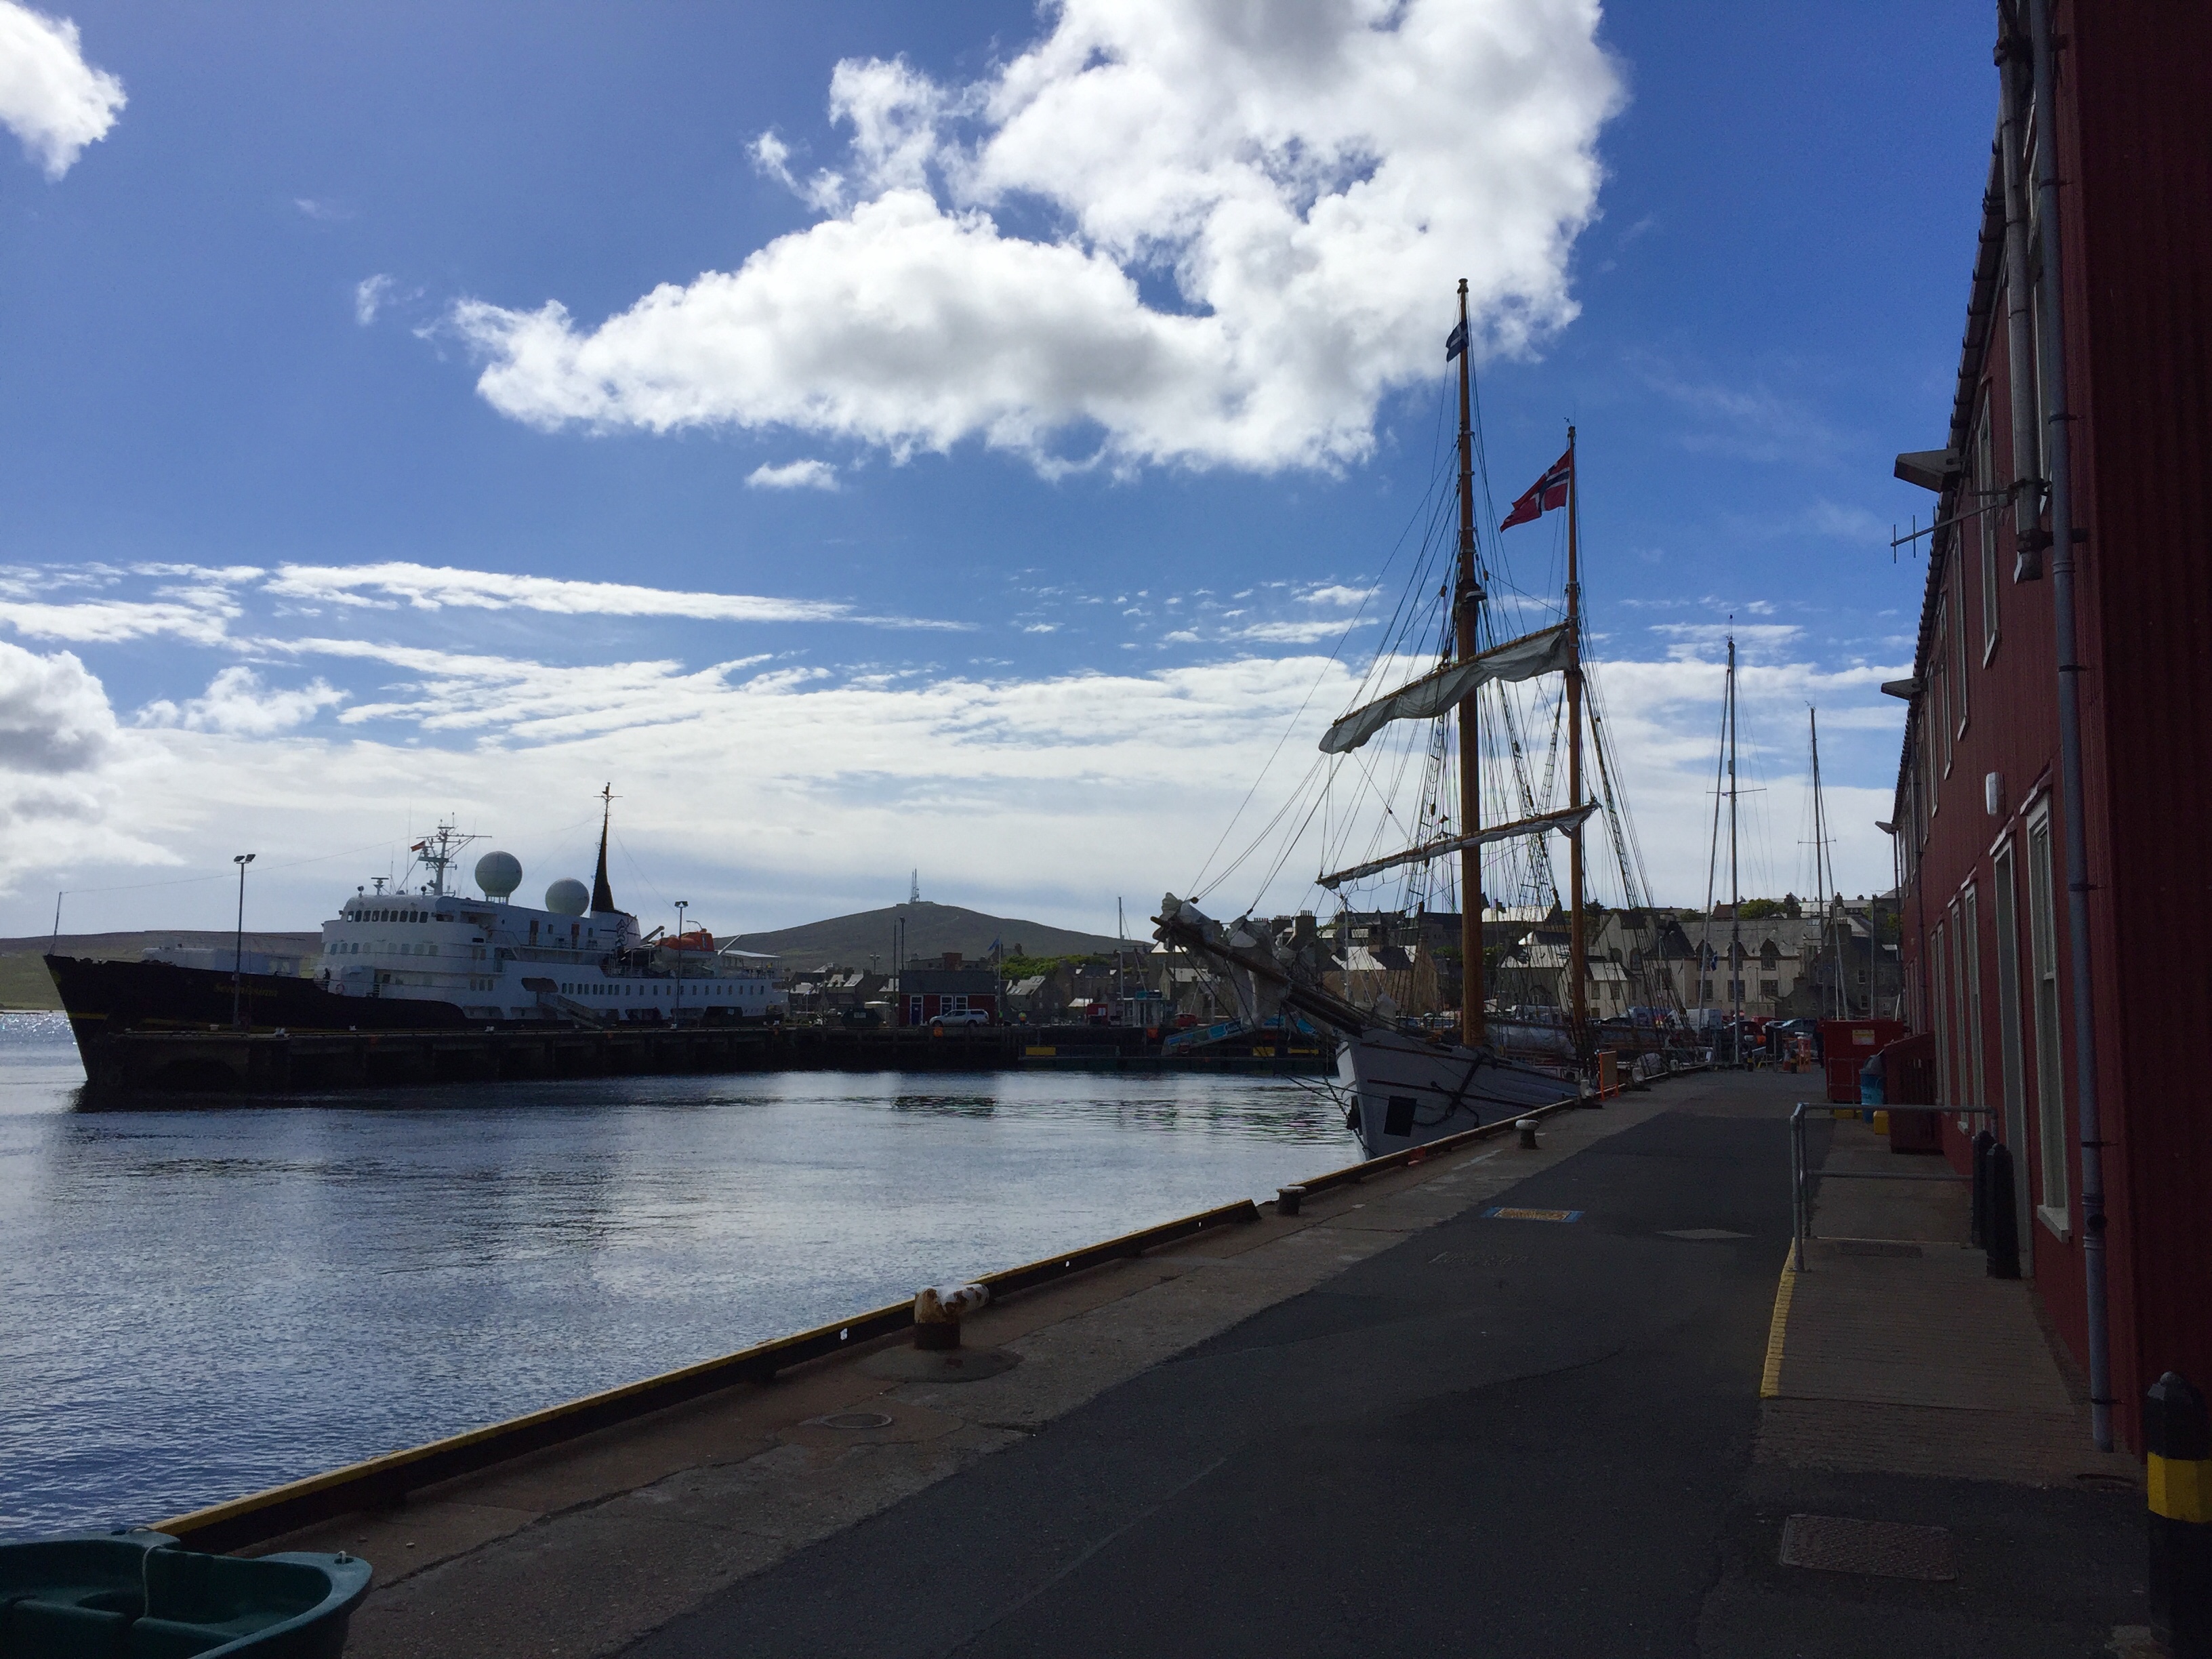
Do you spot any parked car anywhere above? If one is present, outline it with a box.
[929,1008,991,1028]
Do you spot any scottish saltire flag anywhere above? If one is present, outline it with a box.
[1444,318,1469,361]
[1501,448,1573,529]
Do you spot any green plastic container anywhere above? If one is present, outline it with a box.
[0,1531,371,1658]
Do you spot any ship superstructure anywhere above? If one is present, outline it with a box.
[44,787,783,1042]
[316,795,781,1024]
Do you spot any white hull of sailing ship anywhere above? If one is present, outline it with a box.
[1336,1027,1576,1158]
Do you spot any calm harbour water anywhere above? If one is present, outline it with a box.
[0,1012,1353,1538]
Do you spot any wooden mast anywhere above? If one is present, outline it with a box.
[1565,424,1586,1054]
[1454,280,1486,1049]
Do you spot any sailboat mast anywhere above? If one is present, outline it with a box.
[1726,636,1742,1063]
[1565,425,1586,1053]
[1453,279,1486,1048]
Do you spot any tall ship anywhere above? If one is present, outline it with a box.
[45,788,782,1046]
[1158,281,1680,1155]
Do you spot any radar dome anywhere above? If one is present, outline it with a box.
[544,878,590,916]
[474,851,523,899]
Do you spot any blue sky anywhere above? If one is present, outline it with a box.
[0,1,1992,941]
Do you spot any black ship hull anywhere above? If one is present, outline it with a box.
[45,954,470,1049]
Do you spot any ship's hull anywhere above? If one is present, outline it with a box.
[45,954,471,1048]
[1338,1025,1578,1158]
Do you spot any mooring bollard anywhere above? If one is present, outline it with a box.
[1276,1185,1305,1216]
[912,1284,989,1352]
[1516,1118,1540,1150]
[2148,1371,2211,1658]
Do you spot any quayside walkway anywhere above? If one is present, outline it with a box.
[266,1070,2141,1658]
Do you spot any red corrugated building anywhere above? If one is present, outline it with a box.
[1885,0,2211,1455]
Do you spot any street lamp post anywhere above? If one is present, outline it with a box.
[232,853,256,1029]
[673,900,687,1024]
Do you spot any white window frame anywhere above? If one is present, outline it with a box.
[1991,838,2031,1272]
[1930,920,1950,1107]
[1933,611,1954,776]
[2025,804,2069,1235]
[1961,883,1985,1131]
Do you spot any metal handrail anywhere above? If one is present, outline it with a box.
[1789,1100,1996,1270]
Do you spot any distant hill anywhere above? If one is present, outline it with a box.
[728,903,1125,971]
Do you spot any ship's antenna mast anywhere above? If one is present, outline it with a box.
[1452,279,1486,1049]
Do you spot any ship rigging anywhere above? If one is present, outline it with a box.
[1160,282,1681,1155]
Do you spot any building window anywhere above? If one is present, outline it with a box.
[2026,806,2068,1227]
[1759,978,1779,996]
[1992,840,2028,1189]
[1930,921,1950,1107]
[1976,394,2000,661]
[1933,614,1953,775]
[1922,707,1940,816]
[1962,884,1985,1121]
[1952,567,1970,734]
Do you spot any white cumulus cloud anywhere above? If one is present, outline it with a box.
[1297,583,1374,609]
[0,637,113,771]
[139,666,346,736]
[453,0,1622,474]
[745,458,839,491]
[354,274,394,326]
[0,0,124,180]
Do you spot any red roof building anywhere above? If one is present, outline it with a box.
[1885,0,2211,1455]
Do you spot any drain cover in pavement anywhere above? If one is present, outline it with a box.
[1661,1229,1750,1240]
[1483,1206,1582,1223]
[1778,1515,1957,1581]
[818,1412,895,1430]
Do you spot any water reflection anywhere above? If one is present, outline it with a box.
[0,1014,1352,1537]
[890,1093,999,1118]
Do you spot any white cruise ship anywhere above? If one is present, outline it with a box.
[314,796,782,1025]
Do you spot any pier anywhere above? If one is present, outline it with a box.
[71,1022,1332,1095]
[143,1069,2140,1657]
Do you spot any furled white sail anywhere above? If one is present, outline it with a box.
[1317,802,1599,891]
[1319,623,1572,756]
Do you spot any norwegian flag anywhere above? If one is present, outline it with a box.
[1500,448,1572,530]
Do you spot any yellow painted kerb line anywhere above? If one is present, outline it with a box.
[1759,1251,1797,1399]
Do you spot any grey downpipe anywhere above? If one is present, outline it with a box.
[2027,0,2112,1452]
[1996,13,2045,567]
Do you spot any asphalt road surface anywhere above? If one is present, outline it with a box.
[628,1083,2138,1658]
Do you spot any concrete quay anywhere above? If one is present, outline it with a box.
[245,1071,2142,1657]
